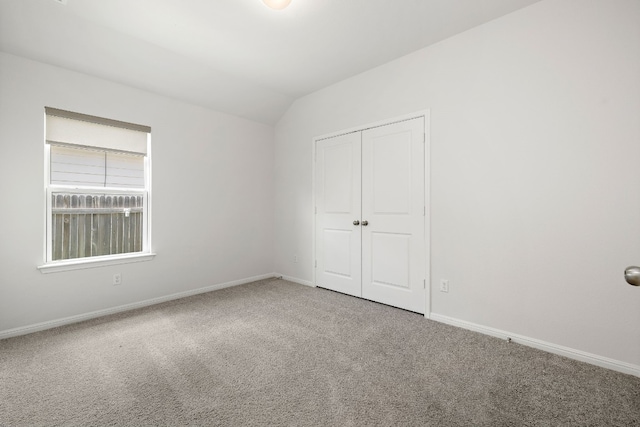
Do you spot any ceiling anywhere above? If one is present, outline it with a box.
[0,0,541,124]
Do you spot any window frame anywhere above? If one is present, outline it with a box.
[38,113,155,274]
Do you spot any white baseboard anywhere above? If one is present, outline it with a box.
[0,273,277,341]
[430,313,640,378]
[274,274,314,287]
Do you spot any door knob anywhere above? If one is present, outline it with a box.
[362,220,369,226]
[353,220,360,226]
[624,266,640,286]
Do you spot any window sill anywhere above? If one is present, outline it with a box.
[38,252,156,274]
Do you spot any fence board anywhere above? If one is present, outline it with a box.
[69,195,79,258]
[61,194,70,260]
[132,196,139,252]
[90,196,98,256]
[98,196,108,256]
[53,195,63,259]
[109,196,116,255]
[124,196,131,254]
[79,195,88,258]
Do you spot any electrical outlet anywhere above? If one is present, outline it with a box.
[440,279,449,293]
[113,273,122,286]
[293,255,298,263]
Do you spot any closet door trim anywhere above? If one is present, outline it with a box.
[312,110,431,319]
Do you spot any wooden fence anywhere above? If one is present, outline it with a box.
[51,193,143,261]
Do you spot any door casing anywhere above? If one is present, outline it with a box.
[312,110,431,318]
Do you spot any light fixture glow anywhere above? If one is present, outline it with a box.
[262,0,291,10]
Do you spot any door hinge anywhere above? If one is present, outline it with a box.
[423,279,426,289]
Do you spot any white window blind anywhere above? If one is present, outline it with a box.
[45,107,149,154]
[50,145,145,188]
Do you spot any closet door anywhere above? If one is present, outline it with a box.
[361,118,426,313]
[315,132,362,297]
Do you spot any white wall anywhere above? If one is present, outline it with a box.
[0,52,275,332]
[274,0,640,369]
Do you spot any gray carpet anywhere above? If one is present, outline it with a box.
[0,278,638,426]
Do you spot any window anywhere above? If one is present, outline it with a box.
[39,108,153,273]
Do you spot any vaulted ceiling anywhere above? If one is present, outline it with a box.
[0,0,541,124]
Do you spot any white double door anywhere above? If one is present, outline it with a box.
[315,117,426,313]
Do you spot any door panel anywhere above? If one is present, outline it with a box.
[362,118,426,313]
[315,132,362,297]
[323,144,353,213]
[323,229,353,277]
[371,130,412,214]
[371,232,411,289]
